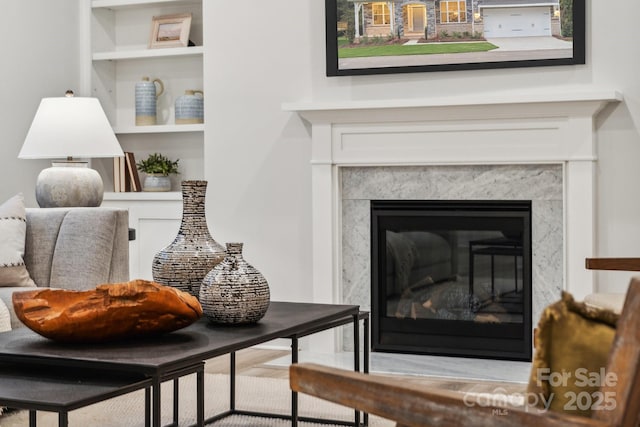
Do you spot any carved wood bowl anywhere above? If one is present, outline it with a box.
[12,279,203,343]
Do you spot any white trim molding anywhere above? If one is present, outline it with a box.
[285,88,622,312]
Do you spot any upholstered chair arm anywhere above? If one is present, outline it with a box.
[25,207,129,288]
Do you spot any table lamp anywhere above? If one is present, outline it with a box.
[18,91,124,207]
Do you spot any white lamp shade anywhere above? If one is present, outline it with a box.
[19,96,124,159]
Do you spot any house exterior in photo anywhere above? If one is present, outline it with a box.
[346,0,562,40]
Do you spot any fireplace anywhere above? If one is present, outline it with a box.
[371,200,532,360]
[286,89,620,359]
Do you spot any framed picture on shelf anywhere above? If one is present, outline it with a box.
[149,13,192,49]
[325,0,586,76]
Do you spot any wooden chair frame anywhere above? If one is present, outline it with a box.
[290,277,640,427]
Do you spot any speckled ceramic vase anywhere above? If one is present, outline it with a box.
[175,90,204,124]
[152,180,225,297]
[199,242,270,324]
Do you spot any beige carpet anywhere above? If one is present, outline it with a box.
[0,373,394,426]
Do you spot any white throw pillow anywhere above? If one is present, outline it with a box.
[0,298,10,332]
[0,193,36,287]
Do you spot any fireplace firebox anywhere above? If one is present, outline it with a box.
[371,200,532,361]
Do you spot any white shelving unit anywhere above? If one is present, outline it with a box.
[93,45,204,61]
[86,0,204,189]
[102,192,183,279]
[113,123,204,134]
[83,0,204,279]
[92,0,197,9]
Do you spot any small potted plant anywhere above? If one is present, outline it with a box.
[136,152,179,192]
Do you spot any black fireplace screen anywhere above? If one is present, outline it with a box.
[371,200,532,361]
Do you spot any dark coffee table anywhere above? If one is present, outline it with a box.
[0,302,369,427]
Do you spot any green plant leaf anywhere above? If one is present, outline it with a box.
[136,152,180,175]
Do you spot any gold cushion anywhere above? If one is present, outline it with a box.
[527,291,619,417]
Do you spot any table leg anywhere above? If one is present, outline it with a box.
[490,254,495,300]
[363,315,369,375]
[153,376,161,427]
[145,386,151,427]
[514,254,519,292]
[197,367,204,427]
[468,245,475,300]
[353,314,360,427]
[29,410,36,427]
[364,314,370,426]
[58,411,68,427]
[291,336,299,427]
[173,378,179,426]
[230,351,236,411]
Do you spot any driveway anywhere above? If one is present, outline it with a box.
[486,36,573,51]
[339,36,574,70]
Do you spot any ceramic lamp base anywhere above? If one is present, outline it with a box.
[35,161,104,208]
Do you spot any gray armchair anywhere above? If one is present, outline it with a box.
[0,207,129,329]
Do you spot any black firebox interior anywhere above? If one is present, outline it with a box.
[371,200,532,361]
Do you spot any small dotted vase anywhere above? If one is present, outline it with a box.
[175,90,204,124]
[152,180,225,298]
[199,242,270,324]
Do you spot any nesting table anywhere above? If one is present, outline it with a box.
[0,302,369,427]
[0,364,153,427]
[469,237,523,300]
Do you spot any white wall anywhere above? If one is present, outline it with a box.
[0,1,80,208]
[0,1,636,297]
[591,1,640,292]
[204,0,640,299]
[204,2,313,302]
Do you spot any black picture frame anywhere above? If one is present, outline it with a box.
[326,0,585,76]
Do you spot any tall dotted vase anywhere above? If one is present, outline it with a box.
[152,180,225,298]
[135,77,164,126]
[199,243,270,324]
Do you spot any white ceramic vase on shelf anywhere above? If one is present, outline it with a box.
[175,90,204,124]
[135,76,164,126]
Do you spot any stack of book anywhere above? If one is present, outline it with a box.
[113,152,142,192]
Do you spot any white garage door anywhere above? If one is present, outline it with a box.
[483,6,551,37]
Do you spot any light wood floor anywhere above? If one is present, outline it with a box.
[204,347,527,395]
[205,347,290,378]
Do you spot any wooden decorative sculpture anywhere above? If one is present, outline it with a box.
[12,279,202,343]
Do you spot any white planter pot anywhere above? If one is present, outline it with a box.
[143,174,171,192]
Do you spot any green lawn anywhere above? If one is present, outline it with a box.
[338,42,497,58]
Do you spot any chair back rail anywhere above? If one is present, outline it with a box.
[595,276,640,426]
[290,363,607,426]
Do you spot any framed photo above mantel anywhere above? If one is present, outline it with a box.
[149,13,192,49]
[326,0,585,76]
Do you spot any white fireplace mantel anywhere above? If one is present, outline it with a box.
[284,87,623,310]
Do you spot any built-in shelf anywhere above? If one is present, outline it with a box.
[103,191,182,201]
[93,46,203,61]
[92,0,199,10]
[89,0,203,279]
[114,124,204,134]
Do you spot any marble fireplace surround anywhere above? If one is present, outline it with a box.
[286,88,621,354]
[341,164,561,329]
